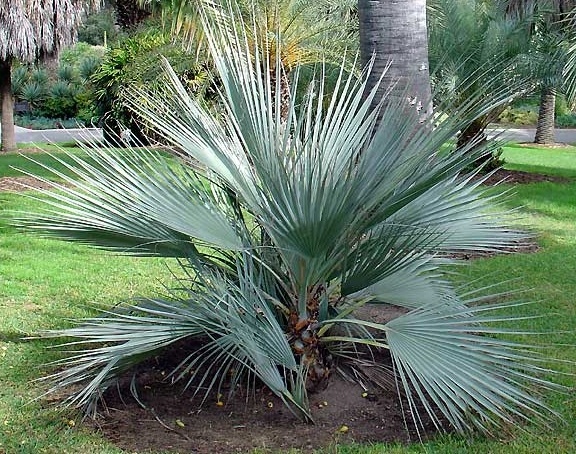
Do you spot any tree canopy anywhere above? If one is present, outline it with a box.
[0,0,100,151]
[0,0,100,64]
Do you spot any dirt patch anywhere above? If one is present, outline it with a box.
[0,176,54,192]
[89,347,435,454]
[477,168,571,185]
[1,169,570,195]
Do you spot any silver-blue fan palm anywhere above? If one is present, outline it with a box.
[18,0,562,433]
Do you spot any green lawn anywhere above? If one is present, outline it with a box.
[502,143,576,178]
[1,145,575,453]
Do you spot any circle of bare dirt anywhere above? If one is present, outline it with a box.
[6,169,564,453]
[0,176,55,192]
[90,364,428,454]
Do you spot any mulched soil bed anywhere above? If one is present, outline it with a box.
[5,168,565,453]
[478,168,571,185]
[0,176,54,192]
[90,368,430,454]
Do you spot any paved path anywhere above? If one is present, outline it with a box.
[4,125,576,146]
[488,128,576,144]
[13,125,103,144]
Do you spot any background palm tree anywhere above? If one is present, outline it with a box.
[0,0,101,152]
[357,0,432,121]
[96,0,354,131]
[503,0,576,144]
[532,2,575,144]
[428,0,532,153]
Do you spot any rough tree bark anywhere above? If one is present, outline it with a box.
[0,59,16,152]
[534,87,556,144]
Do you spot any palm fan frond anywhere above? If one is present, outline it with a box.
[14,0,565,435]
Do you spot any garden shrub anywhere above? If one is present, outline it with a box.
[91,28,214,145]
[556,113,576,128]
[498,104,539,125]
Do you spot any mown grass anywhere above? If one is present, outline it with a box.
[1,145,575,453]
[501,143,576,178]
[0,147,87,179]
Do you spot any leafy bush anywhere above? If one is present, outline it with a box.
[35,80,82,119]
[30,68,49,86]
[74,91,99,125]
[91,29,213,145]
[20,81,47,107]
[12,44,102,122]
[60,42,106,70]
[57,64,77,82]
[555,94,571,117]
[14,114,82,129]
[498,105,539,125]
[19,5,562,436]
[78,56,102,81]
[78,6,118,45]
[556,113,576,128]
[10,65,29,97]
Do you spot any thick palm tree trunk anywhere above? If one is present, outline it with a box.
[534,87,556,144]
[0,59,16,152]
[358,0,432,120]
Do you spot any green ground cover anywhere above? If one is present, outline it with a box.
[0,145,575,453]
[501,144,576,178]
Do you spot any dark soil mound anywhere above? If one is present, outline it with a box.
[89,353,437,454]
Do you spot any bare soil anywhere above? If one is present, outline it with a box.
[90,367,428,454]
[4,168,565,453]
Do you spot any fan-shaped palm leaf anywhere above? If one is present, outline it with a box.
[16,0,563,434]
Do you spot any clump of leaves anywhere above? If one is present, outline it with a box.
[17,1,562,435]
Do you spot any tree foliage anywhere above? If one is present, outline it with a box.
[428,0,533,152]
[0,0,100,151]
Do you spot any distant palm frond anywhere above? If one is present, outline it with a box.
[0,0,100,64]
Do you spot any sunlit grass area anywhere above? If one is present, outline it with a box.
[0,144,575,453]
[502,144,576,178]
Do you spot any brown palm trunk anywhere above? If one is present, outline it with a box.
[456,116,502,169]
[457,117,487,150]
[269,67,291,122]
[534,87,556,144]
[0,59,16,152]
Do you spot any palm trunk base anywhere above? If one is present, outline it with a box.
[457,118,503,171]
[534,88,556,145]
[0,59,16,152]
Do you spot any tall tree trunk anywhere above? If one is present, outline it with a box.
[457,117,487,150]
[358,0,432,121]
[0,59,16,153]
[534,87,556,144]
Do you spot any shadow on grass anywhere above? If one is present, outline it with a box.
[504,163,576,179]
[509,181,576,224]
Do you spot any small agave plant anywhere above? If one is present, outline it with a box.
[17,2,561,435]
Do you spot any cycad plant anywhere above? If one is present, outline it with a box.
[18,2,561,435]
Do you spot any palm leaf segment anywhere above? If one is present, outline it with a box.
[20,0,561,433]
